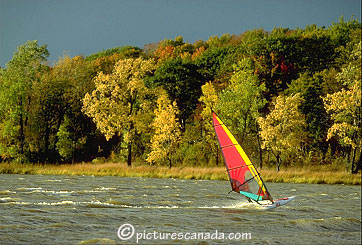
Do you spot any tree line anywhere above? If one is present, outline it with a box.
[0,17,360,173]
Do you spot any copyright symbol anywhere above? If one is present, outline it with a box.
[117,223,135,240]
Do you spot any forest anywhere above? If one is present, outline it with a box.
[0,17,361,174]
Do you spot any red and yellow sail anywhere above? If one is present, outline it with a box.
[212,112,272,202]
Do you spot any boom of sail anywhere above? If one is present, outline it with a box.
[212,112,273,203]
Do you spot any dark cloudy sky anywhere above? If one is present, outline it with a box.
[1,0,360,66]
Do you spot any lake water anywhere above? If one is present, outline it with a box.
[0,174,360,244]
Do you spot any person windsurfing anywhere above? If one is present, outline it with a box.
[232,180,252,202]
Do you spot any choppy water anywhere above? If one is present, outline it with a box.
[0,174,360,244]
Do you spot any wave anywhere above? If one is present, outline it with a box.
[1,199,118,207]
[0,197,20,203]
[15,186,118,195]
[288,216,361,232]
[0,197,272,210]
[79,238,117,244]
[16,187,43,191]
[0,190,16,195]
[1,200,252,209]
[31,190,75,195]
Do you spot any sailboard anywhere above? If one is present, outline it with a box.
[212,112,295,209]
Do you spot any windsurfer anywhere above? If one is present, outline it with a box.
[242,183,252,202]
[242,182,251,192]
[232,180,253,202]
[213,112,283,206]
[232,180,251,193]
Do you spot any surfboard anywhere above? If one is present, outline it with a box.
[212,112,295,209]
[260,196,296,209]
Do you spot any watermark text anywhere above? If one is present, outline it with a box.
[117,223,251,243]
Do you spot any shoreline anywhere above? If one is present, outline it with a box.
[0,162,360,185]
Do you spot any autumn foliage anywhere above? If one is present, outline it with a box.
[0,18,360,173]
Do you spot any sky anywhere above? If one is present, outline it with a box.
[0,0,361,67]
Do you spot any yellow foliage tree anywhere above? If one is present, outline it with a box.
[324,42,361,173]
[83,57,155,166]
[147,91,181,168]
[258,94,308,171]
[199,81,220,165]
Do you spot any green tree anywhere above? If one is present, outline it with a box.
[28,68,66,162]
[194,46,235,83]
[149,57,206,129]
[86,46,143,75]
[0,40,49,162]
[55,56,100,162]
[216,61,267,168]
[286,73,330,153]
[83,57,155,166]
[328,16,361,48]
[301,76,329,152]
[236,27,337,106]
[56,115,86,163]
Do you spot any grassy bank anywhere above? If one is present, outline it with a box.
[0,162,360,185]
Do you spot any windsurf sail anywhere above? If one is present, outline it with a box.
[212,112,273,203]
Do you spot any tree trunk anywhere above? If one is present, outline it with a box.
[354,148,362,173]
[347,145,352,162]
[44,123,50,163]
[276,154,281,172]
[255,121,263,169]
[215,148,219,166]
[256,134,263,169]
[126,121,134,167]
[72,139,75,165]
[19,112,25,155]
[53,113,64,163]
[127,141,132,167]
[180,118,186,132]
[351,147,361,174]
[19,99,25,158]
